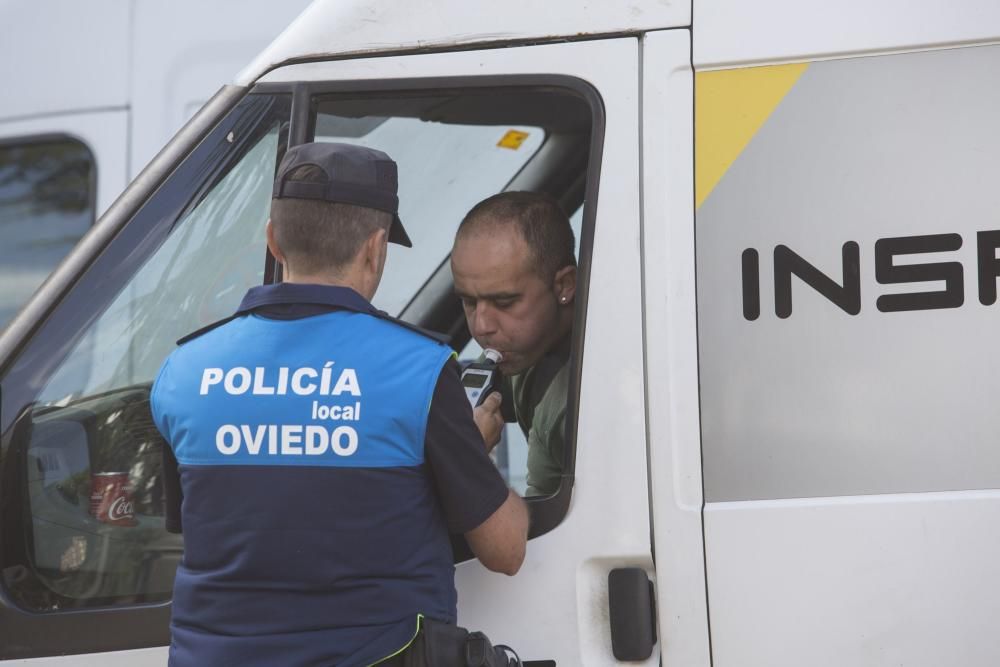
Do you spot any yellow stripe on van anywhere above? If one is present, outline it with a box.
[695,62,809,209]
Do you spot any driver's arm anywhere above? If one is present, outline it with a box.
[425,358,528,575]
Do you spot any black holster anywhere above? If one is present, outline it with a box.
[393,618,518,667]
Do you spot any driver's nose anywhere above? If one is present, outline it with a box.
[469,303,498,339]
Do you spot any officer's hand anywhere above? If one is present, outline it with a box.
[473,392,504,453]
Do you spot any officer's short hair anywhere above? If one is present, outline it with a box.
[457,191,576,281]
[270,165,392,275]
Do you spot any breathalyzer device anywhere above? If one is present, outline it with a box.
[462,349,503,409]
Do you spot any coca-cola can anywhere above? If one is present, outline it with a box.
[89,472,138,526]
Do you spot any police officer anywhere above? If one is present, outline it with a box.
[151,142,528,667]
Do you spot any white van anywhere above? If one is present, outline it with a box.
[2,0,1000,664]
[0,0,310,329]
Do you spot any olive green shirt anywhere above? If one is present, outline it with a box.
[504,335,571,496]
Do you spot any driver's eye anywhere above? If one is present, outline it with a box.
[460,298,476,310]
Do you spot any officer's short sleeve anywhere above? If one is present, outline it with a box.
[149,356,172,443]
[425,358,510,534]
[161,443,183,533]
[150,355,183,533]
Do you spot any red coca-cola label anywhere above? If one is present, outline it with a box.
[90,472,138,527]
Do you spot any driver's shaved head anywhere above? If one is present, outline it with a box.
[455,191,575,280]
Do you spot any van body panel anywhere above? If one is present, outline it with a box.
[236,0,690,86]
[695,38,1000,666]
[694,0,1000,68]
[705,491,1000,666]
[128,0,312,177]
[640,29,712,667]
[0,0,129,123]
[697,44,1000,502]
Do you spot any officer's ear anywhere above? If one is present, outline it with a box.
[361,227,388,276]
[265,220,287,267]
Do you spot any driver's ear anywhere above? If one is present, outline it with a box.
[553,264,577,305]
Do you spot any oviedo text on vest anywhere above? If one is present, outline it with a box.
[200,363,363,457]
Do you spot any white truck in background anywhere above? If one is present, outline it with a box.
[0,0,310,328]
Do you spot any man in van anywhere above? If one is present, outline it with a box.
[451,192,577,496]
[150,142,528,667]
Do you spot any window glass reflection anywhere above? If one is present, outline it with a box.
[0,139,95,328]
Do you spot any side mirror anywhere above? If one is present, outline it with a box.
[5,387,181,609]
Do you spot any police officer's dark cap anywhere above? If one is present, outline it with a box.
[272,142,412,247]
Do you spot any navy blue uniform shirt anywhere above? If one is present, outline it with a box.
[152,283,509,667]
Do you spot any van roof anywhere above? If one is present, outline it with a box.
[237,0,1000,85]
[696,0,1000,69]
[235,0,687,85]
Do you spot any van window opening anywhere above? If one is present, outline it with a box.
[306,87,593,503]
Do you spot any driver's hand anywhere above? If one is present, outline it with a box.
[473,392,504,453]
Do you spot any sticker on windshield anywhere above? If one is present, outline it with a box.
[497,130,530,150]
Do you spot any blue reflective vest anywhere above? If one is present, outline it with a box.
[151,284,456,667]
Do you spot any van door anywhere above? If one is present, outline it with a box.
[236,37,653,666]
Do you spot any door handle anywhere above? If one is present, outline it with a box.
[608,567,657,661]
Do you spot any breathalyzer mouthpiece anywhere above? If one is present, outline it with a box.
[483,349,503,364]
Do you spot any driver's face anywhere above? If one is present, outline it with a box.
[452,228,561,375]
